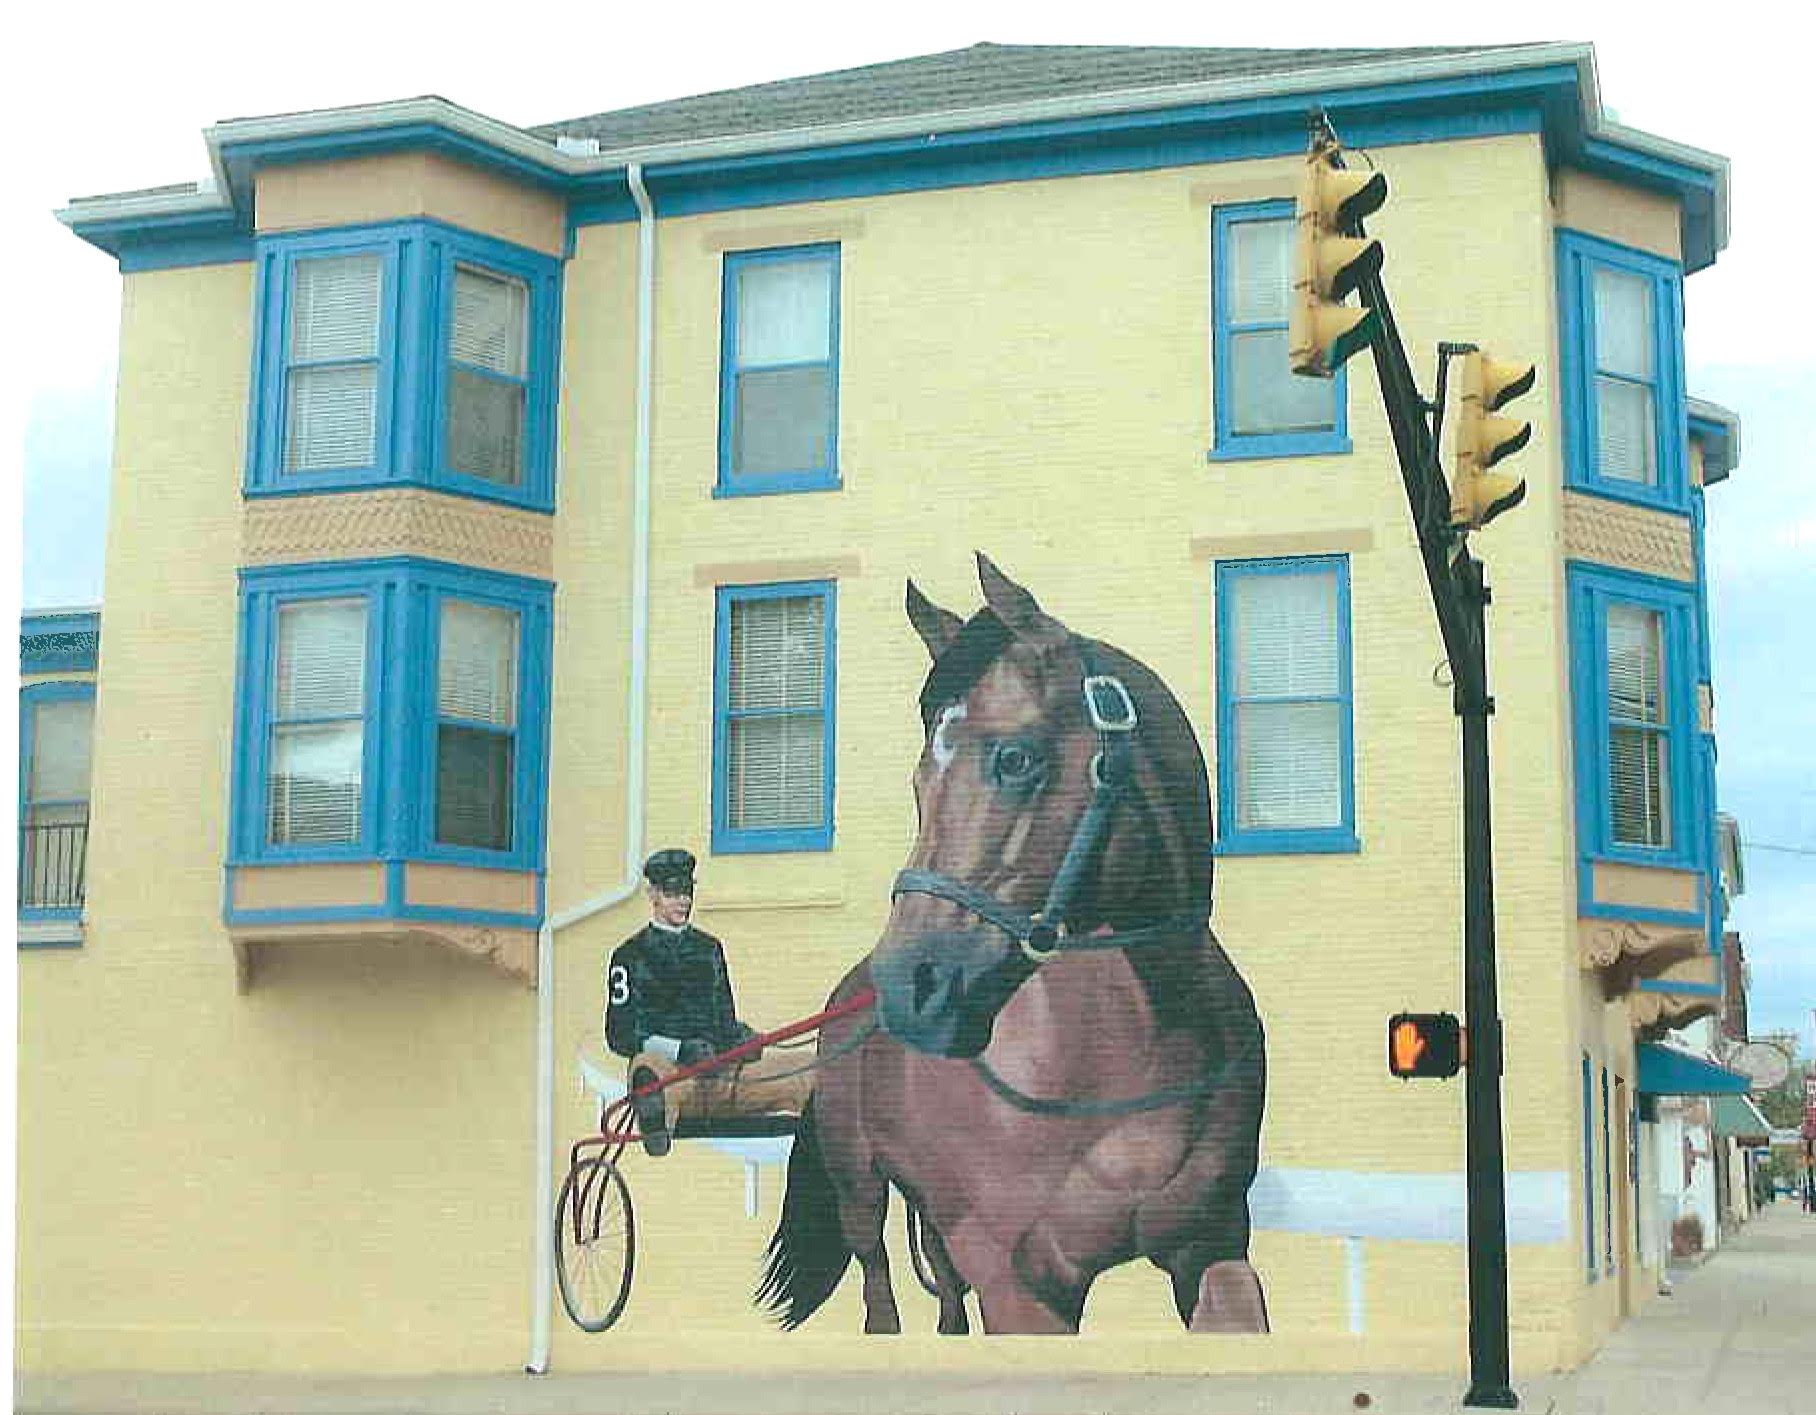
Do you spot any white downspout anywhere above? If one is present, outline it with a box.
[528,160,658,1375]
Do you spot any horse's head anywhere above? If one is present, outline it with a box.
[872,553,1214,1058]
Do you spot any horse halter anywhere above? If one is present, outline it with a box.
[893,640,1200,964]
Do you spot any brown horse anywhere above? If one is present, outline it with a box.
[758,554,1268,1335]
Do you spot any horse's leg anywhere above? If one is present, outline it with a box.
[840,1177,901,1334]
[916,1212,973,1335]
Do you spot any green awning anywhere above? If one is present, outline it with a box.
[1713,1093,1771,1142]
[1637,1043,1751,1096]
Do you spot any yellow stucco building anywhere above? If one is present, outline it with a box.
[25,40,1746,1382]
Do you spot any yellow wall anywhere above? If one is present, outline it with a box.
[22,126,1692,1377]
[15,263,538,1373]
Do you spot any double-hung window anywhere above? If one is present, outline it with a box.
[285,252,386,476]
[231,561,551,872]
[719,246,841,495]
[1214,557,1357,854]
[1569,565,1699,876]
[268,598,369,848]
[248,221,560,509]
[434,599,519,852]
[1557,232,1686,509]
[713,582,836,852]
[1211,202,1347,460]
[19,684,95,916]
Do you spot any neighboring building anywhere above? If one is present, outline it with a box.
[18,609,99,947]
[31,41,1744,1379]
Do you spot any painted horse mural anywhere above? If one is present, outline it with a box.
[759,554,1268,1335]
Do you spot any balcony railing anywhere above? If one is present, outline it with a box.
[19,819,88,912]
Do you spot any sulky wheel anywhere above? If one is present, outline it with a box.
[903,1198,941,1298]
[555,1157,636,1332]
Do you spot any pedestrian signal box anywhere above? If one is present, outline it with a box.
[1388,1012,1465,1079]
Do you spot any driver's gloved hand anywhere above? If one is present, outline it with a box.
[732,1021,764,1060]
[678,1038,716,1067]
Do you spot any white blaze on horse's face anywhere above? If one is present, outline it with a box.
[931,703,967,771]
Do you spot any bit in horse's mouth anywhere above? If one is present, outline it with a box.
[913,959,961,1016]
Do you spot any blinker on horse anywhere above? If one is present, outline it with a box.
[760,554,1270,1336]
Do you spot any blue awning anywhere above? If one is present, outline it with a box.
[1638,1043,1752,1096]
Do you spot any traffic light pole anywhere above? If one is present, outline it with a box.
[1315,113,1519,1410]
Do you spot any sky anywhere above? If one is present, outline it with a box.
[4,1,1811,1051]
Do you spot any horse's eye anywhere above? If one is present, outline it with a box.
[990,741,1045,790]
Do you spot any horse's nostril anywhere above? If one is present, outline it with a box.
[913,961,939,1014]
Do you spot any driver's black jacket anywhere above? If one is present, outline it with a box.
[604,923,743,1059]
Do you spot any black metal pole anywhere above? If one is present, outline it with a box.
[1457,565,1518,1410]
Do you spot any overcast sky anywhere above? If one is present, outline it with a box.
[7,2,1811,1050]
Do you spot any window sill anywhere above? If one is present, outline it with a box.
[711,828,835,855]
[1215,831,1361,857]
[18,914,84,948]
[1208,433,1351,463]
[713,472,843,499]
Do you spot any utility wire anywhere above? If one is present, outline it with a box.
[1746,842,1816,857]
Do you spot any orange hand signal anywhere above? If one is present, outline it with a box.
[1392,1020,1428,1073]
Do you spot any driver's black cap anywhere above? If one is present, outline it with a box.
[642,848,697,894]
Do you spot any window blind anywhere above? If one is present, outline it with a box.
[286,254,382,473]
[28,697,94,804]
[736,259,832,365]
[727,595,825,830]
[1224,217,1332,437]
[1229,568,1343,830]
[448,266,529,486]
[269,599,366,845]
[1593,267,1656,486]
[435,600,518,851]
[1607,603,1670,847]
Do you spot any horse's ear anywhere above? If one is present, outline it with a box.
[905,580,963,660]
[975,552,1046,634]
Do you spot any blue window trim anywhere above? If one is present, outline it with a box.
[18,680,96,930]
[1213,556,1359,856]
[716,245,842,498]
[245,219,562,512]
[1602,1066,1615,1276]
[21,611,101,674]
[229,557,552,876]
[711,580,837,854]
[1583,1053,1598,1281]
[1556,231,1688,514]
[1568,564,1705,898]
[1209,202,1349,463]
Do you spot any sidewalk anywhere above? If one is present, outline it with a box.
[19,1204,1815,1415]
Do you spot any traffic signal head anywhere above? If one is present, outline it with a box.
[1450,350,1536,531]
[1388,1012,1465,1079]
[1290,144,1387,378]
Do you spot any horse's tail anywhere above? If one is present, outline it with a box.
[756,1097,851,1329]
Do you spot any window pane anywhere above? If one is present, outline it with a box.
[269,722,362,844]
[1226,218,1292,323]
[736,258,832,366]
[287,364,378,472]
[730,595,824,712]
[275,600,366,719]
[1606,604,1665,725]
[292,254,381,363]
[728,713,825,830]
[734,366,832,475]
[1596,377,1656,486]
[1235,700,1342,830]
[436,724,514,850]
[451,265,528,378]
[1610,725,1670,848]
[1232,570,1339,698]
[439,601,518,727]
[28,697,94,803]
[1229,328,1333,436]
[1593,267,1653,380]
[447,368,525,485]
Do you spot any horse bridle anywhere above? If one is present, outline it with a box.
[892,639,1201,964]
